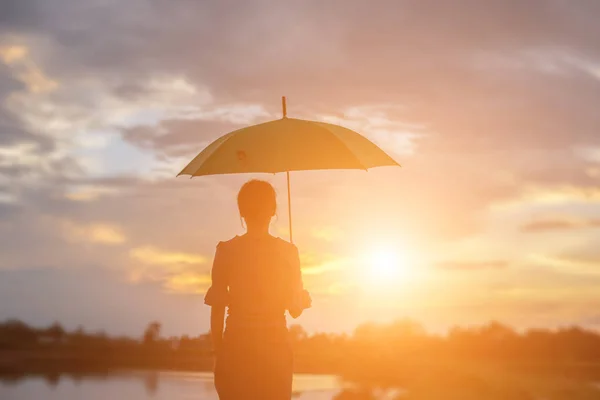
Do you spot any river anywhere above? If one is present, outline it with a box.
[0,371,345,399]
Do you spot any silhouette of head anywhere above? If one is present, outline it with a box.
[237,180,276,227]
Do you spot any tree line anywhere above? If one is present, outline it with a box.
[1,318,600,379]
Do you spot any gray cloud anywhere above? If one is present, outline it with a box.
[5,0,600,153]
[0,69,52,150]
[2,0,599,241]
[1,0,596,241]
[123,119,245,158]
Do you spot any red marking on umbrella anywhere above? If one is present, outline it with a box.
[237,150,247,161]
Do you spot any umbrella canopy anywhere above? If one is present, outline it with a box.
[177,98,400,242]
[177,117,399,177]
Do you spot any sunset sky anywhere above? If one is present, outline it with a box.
[2,0,600,337]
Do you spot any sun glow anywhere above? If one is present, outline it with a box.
[362,244,414,286]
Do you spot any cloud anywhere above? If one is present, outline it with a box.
[435,260,509,271]
[0,44,57,93]
[129,246,207,266]
[586,167,600,179]
[299,251,348,276]
[2,0,598,237]
[6,0,600,152]
[61,220,126,245]
[521,217,600,233]
[525,253,600,273]
[582,314,600,327]
[2,0,600,334]
[492,185,600,211]
[314,105,423,157]
[0,267,210,336]
[0,45,27,64]
[0,68,54,153]
[0,211,120,270]
[122,118,248,159]
[63,185,120,202]
[127,246,210,295]
[162,272,211,294]
[310,226,344,242]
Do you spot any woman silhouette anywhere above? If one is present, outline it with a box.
[205,179,311,400]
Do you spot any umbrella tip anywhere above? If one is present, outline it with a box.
[282,96,287,118]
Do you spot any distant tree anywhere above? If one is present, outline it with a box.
[388,319,426,338]
[168,336,180,350]
[289,324,308,345]
[478,321,517,341]
[143,321,162,345]
[0,319,38,346]
[45,322,66,343]
[68,326,87,346]
[178,335,192,351]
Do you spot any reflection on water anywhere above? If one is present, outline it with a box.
[4,372,598,399]
[0,371,348,400]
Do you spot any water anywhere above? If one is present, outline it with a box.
[0,371,344,400]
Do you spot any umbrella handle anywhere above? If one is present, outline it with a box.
[283,96,292,243]
[287,171,293,243]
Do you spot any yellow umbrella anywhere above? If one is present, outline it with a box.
[177,97,400,242]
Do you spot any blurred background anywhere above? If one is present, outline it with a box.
[2,0,600,398]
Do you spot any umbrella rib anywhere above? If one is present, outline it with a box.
[176,131,237,177]
[322,127,369,171]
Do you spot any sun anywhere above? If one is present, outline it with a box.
[370,248,400,280]
[362,245,413,285]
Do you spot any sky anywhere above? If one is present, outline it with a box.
[1,0,600,337]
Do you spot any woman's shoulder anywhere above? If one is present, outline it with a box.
[273,236,298,254]
[217,235,297,255]
[216,235,241,250]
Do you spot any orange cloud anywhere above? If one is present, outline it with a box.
[586,167,600,178]
[435,260,508,271]
[62,221,127,245]
[0,44,58,93]
[64,186,119,202]
[17,63,58,93]
[521,217,600,233]
[311,226,344,242]
[127,246,209,294]
[493,185,600,210]
[163,272,212,294]
[300,252,348,275]
[129,246,207,266]
[0,45,27,64]
[527,254,600,272]
[126,267,211,294]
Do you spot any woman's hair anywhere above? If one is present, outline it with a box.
[237,180,276,220]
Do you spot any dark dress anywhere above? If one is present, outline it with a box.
[204,235,310,400]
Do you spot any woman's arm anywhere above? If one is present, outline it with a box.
[289,290,311,318]
[210,306,226,353]
[204,243,228,353]
[289,301,303,319]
